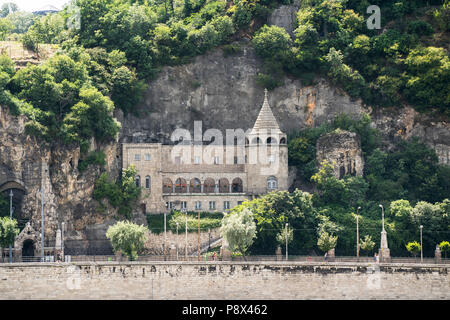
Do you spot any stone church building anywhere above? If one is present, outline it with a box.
[122,90,289,214]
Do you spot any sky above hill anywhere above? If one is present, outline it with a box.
[0,0,70,12]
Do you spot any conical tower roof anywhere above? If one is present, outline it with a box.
[251,89,282,134]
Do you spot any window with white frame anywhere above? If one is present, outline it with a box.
[135,175,140,187]
[134,154,141,161]
[194,156,201,164]
[213,156,220,164]
[166,202,174,210]
[209,201,216,210]
[145,176,150,189]
[181,201,187,210]
[144,154,151,161]
[224,201,230,210]
[267,176,278,190]
[195,201,202,210]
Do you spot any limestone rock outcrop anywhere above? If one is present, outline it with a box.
[316,130,364,179]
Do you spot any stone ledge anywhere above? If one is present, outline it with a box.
[1,261,448,269]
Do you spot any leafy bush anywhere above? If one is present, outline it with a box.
[407,20,434,36]
[222,43,242,57]
[78,151,106,172]
[93,166,141,219]
[168,210,223,232]
[406,241,421,258]
[106,221,148,261]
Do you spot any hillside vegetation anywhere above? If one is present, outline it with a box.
[0,0,448,152]
[0,1,448,255]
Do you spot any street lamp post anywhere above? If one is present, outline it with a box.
[208,228,211,252]
[164,208,167,261]
[285,223,289,261]
[420,225,423,263]
[183,209,188,261]
[176,222,179,261]
[61,222,65,262]
[356,206,361,260]
[197,210,200,262]
[41,188,45,261]
[9,190,13,263]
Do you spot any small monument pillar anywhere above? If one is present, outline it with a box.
[169,243,177,260]
[275,246,282,261]
[435,245,442,264]
[327,248,336,262]
[378,204,391,262]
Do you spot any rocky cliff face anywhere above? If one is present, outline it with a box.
[1,37,448,253]
[119,41,449,165]
[118,40,365,145]
[316,130,364,179]
[0,106,120,253]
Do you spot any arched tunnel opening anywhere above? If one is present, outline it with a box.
[0,182,27,229]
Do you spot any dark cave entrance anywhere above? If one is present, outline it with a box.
[22,239,35,257]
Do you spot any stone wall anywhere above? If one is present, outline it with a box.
[144,229,221,255]
[0,262,448,299]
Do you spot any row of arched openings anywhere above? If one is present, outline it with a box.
[136,176,278,192]
[162,177,243,194]
[247,137,286,145]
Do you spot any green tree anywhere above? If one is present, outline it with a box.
[359,235,375,256]
[439,241,450,259]
[111,65,146,115]
[0,2,18,18]
[25,13,67,44]
[106,221,148,261]
[93,165,141,219]
[252,25,292,60]
[403,47,450,114]
[406,241,421,259]
[0,18,12,40]
[220,207,256,259]
[5,11,34,34]
[317,231,338,254]
[324,47,367,98]
[276,224,294,252]
[0,217,19,262]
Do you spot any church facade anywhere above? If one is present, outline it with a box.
[122,90,288,214]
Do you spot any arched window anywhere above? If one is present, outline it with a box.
[251,137,261,145]
[267,176,278,190]
[163,178,173,194]
[135,175,140,188]
[203,178,215,193]
[145,176,150,190]
[232,178,243,193]
[190,178,201,193]
[266,137,277,144]
[175,178,187,193]
[245,138,249,146]
[280,137,286,144]
[219,178,230,193]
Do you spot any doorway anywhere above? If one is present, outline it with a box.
[22,239,35,257]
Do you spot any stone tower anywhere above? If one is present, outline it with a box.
[246,89,289,195]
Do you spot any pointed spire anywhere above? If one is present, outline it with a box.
[251,89,281,133]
